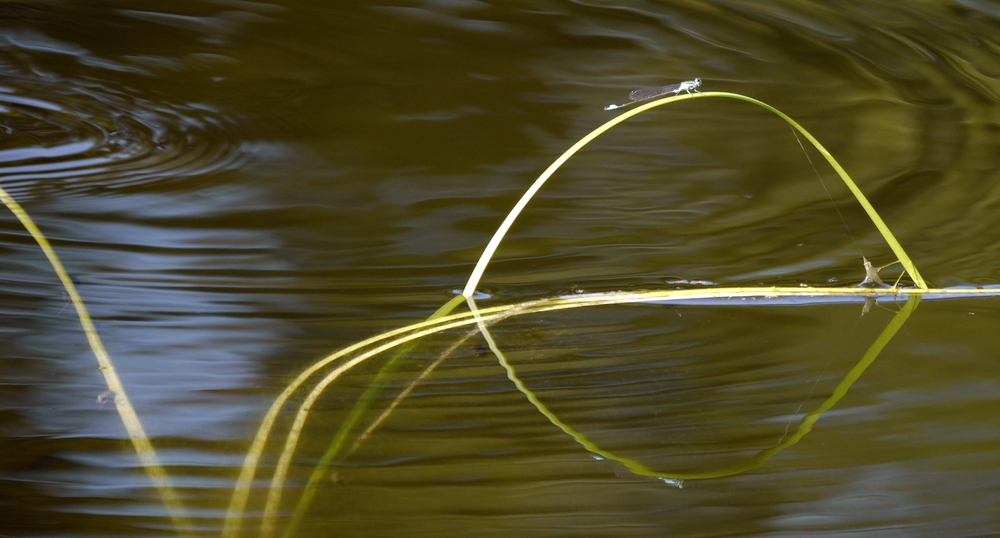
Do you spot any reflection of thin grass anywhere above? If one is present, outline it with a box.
[0,186,192,534]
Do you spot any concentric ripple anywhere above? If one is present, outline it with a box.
[0,59,248,196]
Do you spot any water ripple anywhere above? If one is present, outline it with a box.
[0,43,248,197]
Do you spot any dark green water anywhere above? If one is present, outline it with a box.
[1,1,999,536]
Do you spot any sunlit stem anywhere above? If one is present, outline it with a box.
[462,92,927,298]
[0,186,192,534]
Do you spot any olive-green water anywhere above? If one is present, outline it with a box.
[2,1,1000,536]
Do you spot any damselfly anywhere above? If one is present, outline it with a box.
[604,78,702,110]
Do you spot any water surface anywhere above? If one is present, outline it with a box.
[1,1,999,536]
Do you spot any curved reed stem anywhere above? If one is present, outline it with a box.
[0,186,191,534]
[223,294,465,538]
[281,327,482,538]
[257,301,536,536]
[462,91,927,298]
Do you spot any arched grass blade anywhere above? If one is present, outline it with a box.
[463,91,927,298]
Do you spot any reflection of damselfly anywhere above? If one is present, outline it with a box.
[604,78,702,110]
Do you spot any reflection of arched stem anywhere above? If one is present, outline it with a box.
[467,294,919,482]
